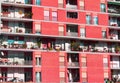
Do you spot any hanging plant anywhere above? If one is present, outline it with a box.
[19,10,23,14]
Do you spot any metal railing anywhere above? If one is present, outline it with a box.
[110,62,120,68]
[1,12,32,19]
[66,32,78,37]
[0,60,32,66]
[66,4,77,9]
[108,0,120,2]
[0,27,32,34]
[68,62,79,67]
[2,0,32,4]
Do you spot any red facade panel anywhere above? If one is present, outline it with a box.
[79,12,86,24]
[42,0,58,7]
[32,7,44,20]
[98,14,108,26]
[58,10,66,22]
[86,26,102,38]
[87,54,104,82]
[84,0,100,12]
[41,22,59,35]
[41,52,59,82]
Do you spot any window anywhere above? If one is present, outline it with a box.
[93,16,98,25]
[104,72,108,78]
[1,72,7,81]
[86,15,91,24]
[35,23,41,34]
[81,57,87,67]
[82,71,87,82]
[58,0,63,7]
[36,0,41,5]
[52,11,57,21]
[79,0,84,10]
[67,12,78,19]
[59,24,64,36]
[80,28,85,38]
[44,10,49,20]
[102,31,106,38]
[36,72,41,83]
[60,72,65,82]
[59,56,65,66]
[36,57,41,66]
[103,57,108,67]
[100,3,106,12]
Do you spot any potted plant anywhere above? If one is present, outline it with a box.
[24,12,33,18]
[115,45,120,53]
[48,47,53,50]
[23,43,27,49]
[71,41,80,51]
[19,10,23,15]
[37,39,41,48]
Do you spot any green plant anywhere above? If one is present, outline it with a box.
[23,43,27,48]
[48,47,53,50]
[37,40,41,48]
[115,45,120,52]
[25,12,33,18]
[71,41,80,51]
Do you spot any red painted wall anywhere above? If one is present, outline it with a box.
[87,54,104,82]
[41,52,59,83]
[32,7,44,20]
[98,14,108,26]
[58,10,66,22]
[84,0,100,12]
[86,26,102,38]
[42,0,58,7]
[41,22,59,35]
[79,12,86,24]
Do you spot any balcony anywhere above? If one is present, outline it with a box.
[68,62,79,67]
[66,24,78,37]
[66,0,77,9]
[66,4,77,9]
[2,0,32,4]
[108,0,120,2]
[66,32,78,37]
[1,7,32,20]
[0,27,32,34]
[67,69,80,82]
[110,62,120,69]
[0,59,32,67]
[1,12,32,19]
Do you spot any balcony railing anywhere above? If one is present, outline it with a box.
[66,4,77,9]
[1,12,32,19]
[108,8,120,14]
[68,62,79,67]
[0,60,32,66]
[66,32,78,37]
[0,27,32,34]
[110,62,120,68]
[108,0,120,2]
[3,0,32,4]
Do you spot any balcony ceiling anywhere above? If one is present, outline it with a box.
[108,1,120,6]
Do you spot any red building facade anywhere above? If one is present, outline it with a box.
[0,0,119,83]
